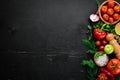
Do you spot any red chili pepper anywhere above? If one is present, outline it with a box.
[93,28,106,40]
[100,67,115,80]
[97,73,108,80]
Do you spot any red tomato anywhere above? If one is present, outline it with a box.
[95,41,101,46]
[109,17,114,23]
[102,14,109,21]
[107,8,114,15]
[107,58,120,75]
[114,5,120,12]
[113,13,120,20]
[101,40,108,46]
[99,45,104,51]
[101,5,108,13]
[107,1,115,8]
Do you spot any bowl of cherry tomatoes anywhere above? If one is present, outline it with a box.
[98,0,120,24]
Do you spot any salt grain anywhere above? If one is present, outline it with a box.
[96,54,109,67]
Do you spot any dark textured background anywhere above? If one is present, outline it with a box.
[0,0,120,80]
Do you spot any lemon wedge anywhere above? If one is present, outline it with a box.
[115,22,120,35]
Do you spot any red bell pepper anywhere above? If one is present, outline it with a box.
[100,67,115,80]
[93,28,106,40]
[93,24,107,40]
[97,73,108,80]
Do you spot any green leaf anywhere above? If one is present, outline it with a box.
[93,67,99,75]
[95,0,100,7]
[81,59,95,69]
[95,52,103,59]
[87,25,93,40]
[82,39,96,49]
[87,68,98,80]
[88,34,92,40]
[87,50,96,54]
[91,41,96,48]
[82,39,92,48]
[88,25,92,30]
[87,75,94,80]
[110,29,115,34]
[117,37,120,44]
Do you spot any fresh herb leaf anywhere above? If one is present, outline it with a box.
[111,28,115,34]
[95,52,103,59]
[95,0,100,7]
[82,39,96,49]
[81,59,99,80]
[87,25,93,40]
[87,50,95,54]
[93,67,99,75]
[82,39,97,54]
[88,25,92,30]
[82,39,93,48]
[91,41,96,48]
[117,37,120,44]
[88,34,92,40]
[102,24,115,34]
[81,59,95,69]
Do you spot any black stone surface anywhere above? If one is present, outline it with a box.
[0,0,120,80]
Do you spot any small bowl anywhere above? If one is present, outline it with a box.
[94,52,109,67]
[98,0,120,24]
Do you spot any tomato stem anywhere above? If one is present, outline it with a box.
[100,76,104,80]
[111,64,117,69]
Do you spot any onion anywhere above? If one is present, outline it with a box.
[89,14,99,22]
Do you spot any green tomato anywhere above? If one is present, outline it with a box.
[104,44,114,54]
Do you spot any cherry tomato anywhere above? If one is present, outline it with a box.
[101,5,108,13]
[95,41,101,46]
[107,1,115,8]
[107,8,114,15]
[102,14,109,21]
[99,45,104,51]
[113,13,120,20]
[101,40,108,46]
[114,5,120,12]
[109,17,114,23]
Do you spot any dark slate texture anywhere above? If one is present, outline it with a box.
[0,0,120,80]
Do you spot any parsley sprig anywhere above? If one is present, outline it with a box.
[81,59,99,80]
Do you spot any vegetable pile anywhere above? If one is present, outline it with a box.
[81,0,120,80]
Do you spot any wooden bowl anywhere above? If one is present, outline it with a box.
[98,0,120,24]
